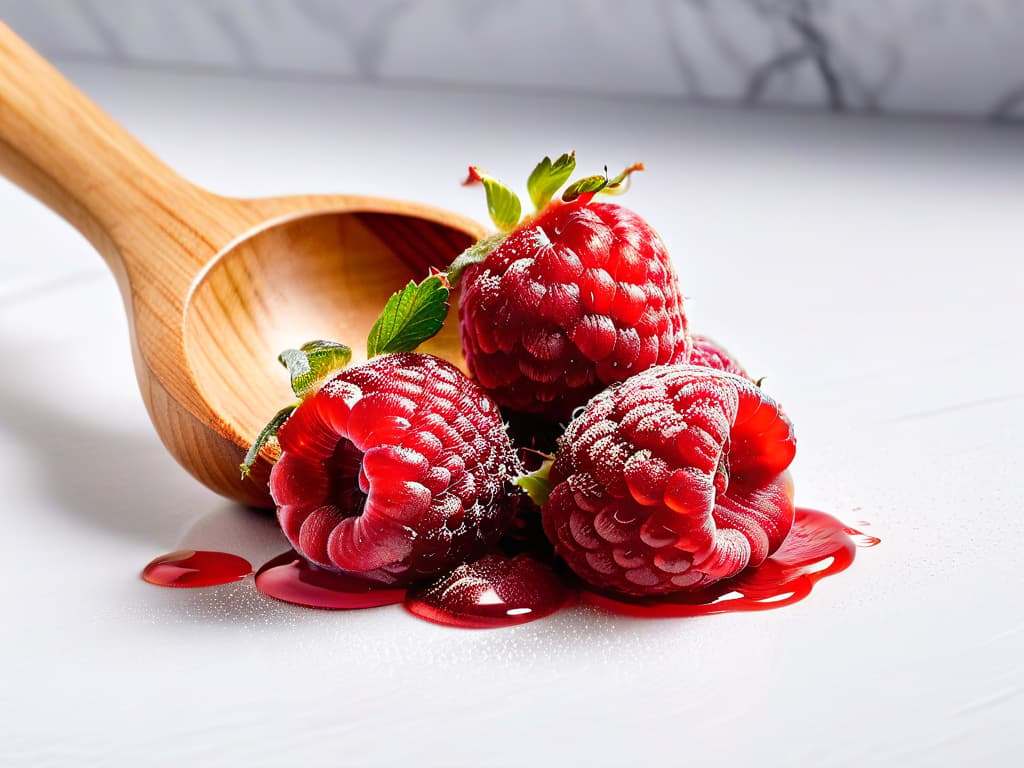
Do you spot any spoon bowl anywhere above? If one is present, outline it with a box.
[182,208,475,505]
[0,24,483,507]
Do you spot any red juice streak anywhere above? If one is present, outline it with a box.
[141,550,253,588]
[843,524,881,548]
[255,550,406,610]
[582,508,876,618]
[405,553,574,629]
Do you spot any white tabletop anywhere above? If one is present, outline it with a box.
[1,62,1022,767]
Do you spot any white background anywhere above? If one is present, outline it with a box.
[1,59,1022,766]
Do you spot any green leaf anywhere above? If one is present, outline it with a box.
[366,274,451,357]
[527,151,576,210]
[465,166,522,231]
[277,340,352,398]
[513,459,554,507]
[240,404,296,479]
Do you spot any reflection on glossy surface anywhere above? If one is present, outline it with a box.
[254,550,406,610]
[583,508,873,617]
[405,553,574,629]
[142,509,875,627]
[141,549,253,588]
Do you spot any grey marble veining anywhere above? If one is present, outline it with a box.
[2,0,1023,121]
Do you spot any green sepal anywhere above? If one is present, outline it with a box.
[562,162,645,203]
[527,152,576,210]
[602,162,645,195]
[561,173,608,203]
[465,166,522,231]
[446,231,506,286]
[240,403,296,479]
[278,340,352,398]
[366,272,451,357]
[514,458,554,508]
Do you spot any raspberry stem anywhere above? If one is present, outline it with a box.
[452,155,642,284]
[514,458,554,508]
[240,403,296,479]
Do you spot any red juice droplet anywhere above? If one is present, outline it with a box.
[141,550,253,588]
[582,508,874,618]
[254,550,406,610]
[405,553,574,629]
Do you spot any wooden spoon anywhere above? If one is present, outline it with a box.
[0,23,484,508]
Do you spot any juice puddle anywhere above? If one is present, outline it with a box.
[582,508,873,617]
[143,508,877,627]
[141,550,252,588]
[405,553,573,629]
[254,550,406,609]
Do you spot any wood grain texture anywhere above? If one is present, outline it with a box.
[0,23,485,507]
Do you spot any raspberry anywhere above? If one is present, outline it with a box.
[541,365,796,596]
[455,156,690,421]
[687,334,750,379]
[269,353,519,584]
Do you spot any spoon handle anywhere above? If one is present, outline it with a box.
[0,22,244,283]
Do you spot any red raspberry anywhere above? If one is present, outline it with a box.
[541,365,796,596]
[687,334,751,379]
[457,159,690,422]
[269,353,519,585]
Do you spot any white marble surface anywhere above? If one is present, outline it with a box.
[2,0,1024,120]
[1,61,1023,766]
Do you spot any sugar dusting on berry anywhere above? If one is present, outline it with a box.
[544,365,797,596]
[458,200,691,420]
[271,353,521,584]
